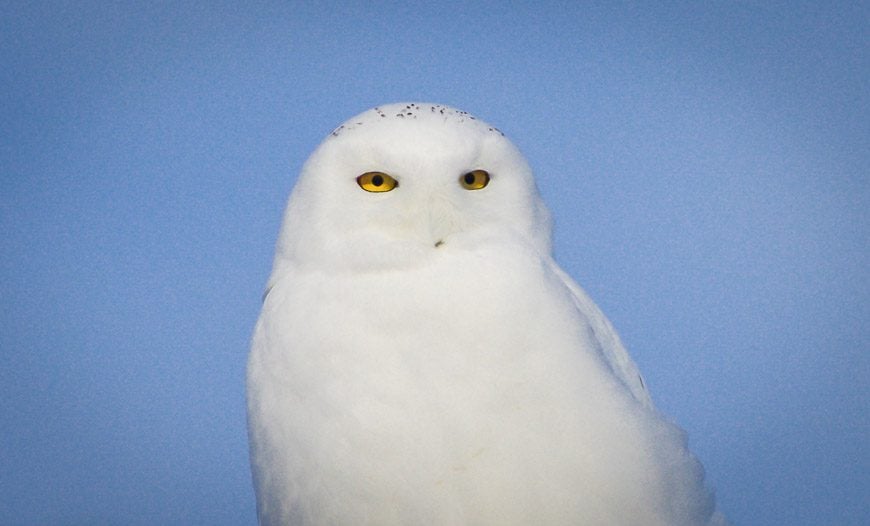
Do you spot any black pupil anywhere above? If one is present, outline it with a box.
[371,174,384,187]
[464,172,476,185]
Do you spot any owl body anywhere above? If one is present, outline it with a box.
[247,103,724,525]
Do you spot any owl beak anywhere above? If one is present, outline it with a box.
[427,196,458,249]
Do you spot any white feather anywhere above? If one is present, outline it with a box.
[247,103,726,525]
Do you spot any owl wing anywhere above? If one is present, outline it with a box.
[549,262,653,408]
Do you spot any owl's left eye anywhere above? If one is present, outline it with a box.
[460,170,490,190]
[357,172,398,192]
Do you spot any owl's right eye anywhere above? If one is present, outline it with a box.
[356,172,398,192]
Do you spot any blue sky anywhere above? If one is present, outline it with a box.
[1,1,867,524]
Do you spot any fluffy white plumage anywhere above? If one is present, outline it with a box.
[247,103,727,525]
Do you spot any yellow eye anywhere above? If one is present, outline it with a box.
[460,169,490,190]
[356,172,398,192]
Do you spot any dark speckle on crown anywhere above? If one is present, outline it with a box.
[328,103,505,138]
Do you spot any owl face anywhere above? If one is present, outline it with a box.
[273,103,552,273]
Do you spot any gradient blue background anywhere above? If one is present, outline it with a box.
[2,2,867,524]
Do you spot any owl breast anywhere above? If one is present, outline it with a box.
[247,242,699,525]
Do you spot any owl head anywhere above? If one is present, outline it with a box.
[271,103,552,276]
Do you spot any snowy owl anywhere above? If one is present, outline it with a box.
[247,103,727,525]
